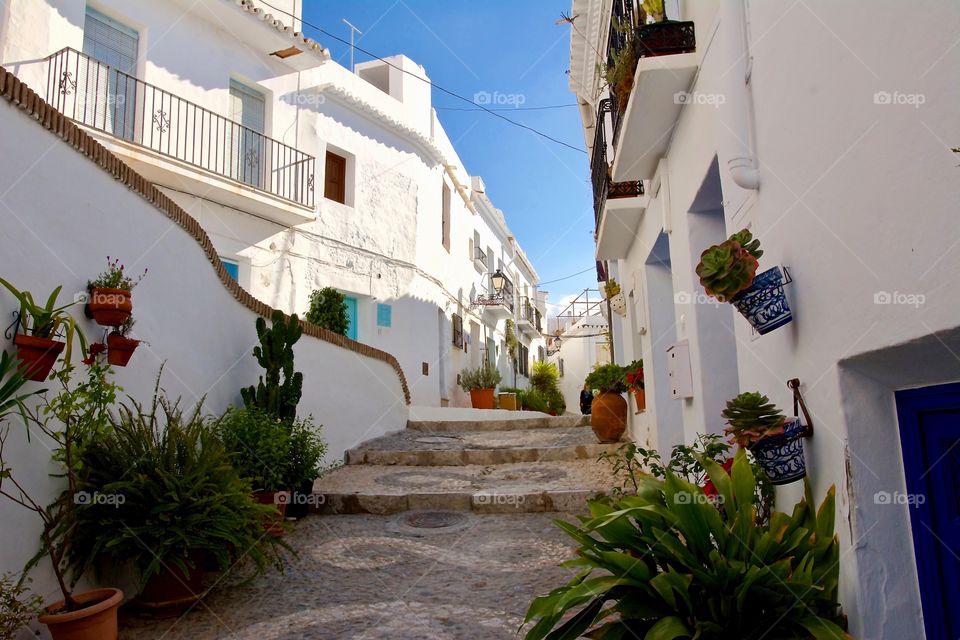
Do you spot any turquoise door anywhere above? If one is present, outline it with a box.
[344,296,358,341]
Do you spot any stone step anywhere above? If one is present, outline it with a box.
[407,413,590,433]
[312,460,614,515]
[345,426,616,466]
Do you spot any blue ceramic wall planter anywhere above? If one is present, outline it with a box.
[750,378,814,485]
[731,266,793,335]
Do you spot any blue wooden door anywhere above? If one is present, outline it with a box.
[897,382,960,639]
[344,296,357,341]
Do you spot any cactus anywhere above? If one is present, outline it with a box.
[240,310,303,420]
[696,238,759,301]
[722,391,786,447]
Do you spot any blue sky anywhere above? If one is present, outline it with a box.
[301,0,595,313]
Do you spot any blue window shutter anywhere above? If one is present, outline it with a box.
[377,303,392,328]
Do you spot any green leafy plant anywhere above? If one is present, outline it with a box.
[723,391,787,447]
[217,408,291,492]
[283,416,328,491]
[602,278,622,298]
[88,257,147,291]
[504,320,519,386]
[530,361,565,415]
[695,230,762,302]
[521,388,549,413]
[305,287,350,336]
[459,365,502,392]
[523,449,850,639]
[0,357,119,611]
[585,362,627,394]
[0,279,87,364]
[0,349,42,424]
[0,573,42,638]
[69,381,287,589]
[241,310,303,421]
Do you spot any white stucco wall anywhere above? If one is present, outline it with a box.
[0,91,408,607]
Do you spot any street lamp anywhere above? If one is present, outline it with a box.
[490,269,506,293]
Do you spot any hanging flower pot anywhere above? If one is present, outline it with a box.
[86,287,132,327]
[608,292,627,317]
[106,331,139,367]
[749,418,807,485]
[633,389,646,413]
[730,266,793,335]
[13,333,65,381]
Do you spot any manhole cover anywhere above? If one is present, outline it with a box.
[387,511,476,537]
[405,511,468,529]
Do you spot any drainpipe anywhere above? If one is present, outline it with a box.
[721,0,760,190]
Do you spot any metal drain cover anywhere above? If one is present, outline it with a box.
[387,511,476,537]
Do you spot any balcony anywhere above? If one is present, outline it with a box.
[474,272,514,321]
[45,48,315,220]
[517,297,541,336]
[605,5,697,182]
[473,246,488,273]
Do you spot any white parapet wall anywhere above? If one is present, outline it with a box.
[0,68,409,603]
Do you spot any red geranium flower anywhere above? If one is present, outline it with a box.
[82,342,107,365]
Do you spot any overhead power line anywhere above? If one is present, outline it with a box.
[436,104,578,112]
[537,266,595,285]
[255,0,586,154]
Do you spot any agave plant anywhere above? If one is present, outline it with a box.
[722,391,787,447]
[522,449,850,639]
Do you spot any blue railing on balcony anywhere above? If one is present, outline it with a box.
[45,47,315,208]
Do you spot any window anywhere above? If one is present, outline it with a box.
[221,258,239,281]
[486,246,494,273]
[324,151,347,203]
[82,7,138,140]
[229,80,266,188]
[441,183,451,252]
[452,313,464,349]
[376,303,392,328]
[559,359,565,377]
[519,345,530,377]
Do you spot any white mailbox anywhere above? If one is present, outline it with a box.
[667,340,694,399]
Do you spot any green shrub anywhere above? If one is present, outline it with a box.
[585,362,627,394]
[305,287,350,336]
[523,449,849,639]
[529,360,559,393]
[70,387,287,589]
[217,408,291,492]
[0,573,42,638]
[521,388,549,413]
[459,366,502,391]
[283,416,329,490]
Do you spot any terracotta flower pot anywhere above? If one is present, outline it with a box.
[591,392,627,443]
[106,331,139,367]
[470,388,496,409]
[13,333,65,381]
[86,287,132,327]
[255,491,291,537]
[498,393,518,411]
[135,551,206,617]
[633,389,646,413]
[39,587,123,640]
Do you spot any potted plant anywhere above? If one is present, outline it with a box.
[522,450,850,639]
[105,317,140,367]
[498,386,523,411]
[217,407,294,536]
[70,380,287,616]
[634,0,697,59]
[530,361,565,416]
[521,388,548,413]
[459,365,502,409]
[624,359,645,412]
[603,278,627,317]
[584,363,628,442]
[86,257,146,327]
[696,229,793,335]
[0,354,123,640]
[0,279,86,381]
[723,391,807,485]
[282,416,329,520]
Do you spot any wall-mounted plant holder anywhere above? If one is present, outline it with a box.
[749,377,813,485]
[735,265,793,337]
[5,310,65,381]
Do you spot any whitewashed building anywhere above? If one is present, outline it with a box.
[568,1,960,637]
[0,0,547,408]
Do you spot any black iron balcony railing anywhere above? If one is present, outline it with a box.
[534,307,543,332]
[475,273,514,312]
[591,99,643,230]
[605,2,696,147]
[519,297,544,333]
[45,47,315,208]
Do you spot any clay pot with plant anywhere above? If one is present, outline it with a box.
[106,317,140,367]
[0,354,124,640]
[723,391,807,485]
[86,257,147,328]
[603,278,627,317]
[0,279,86,381]
[459,365,502,409]
[585,363,628,443]
[624,359,645,413]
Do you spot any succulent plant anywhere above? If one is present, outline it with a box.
[729,228,763,260]
[603,278,622,298]
[696,238,759,301]
[722,391,786,447]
